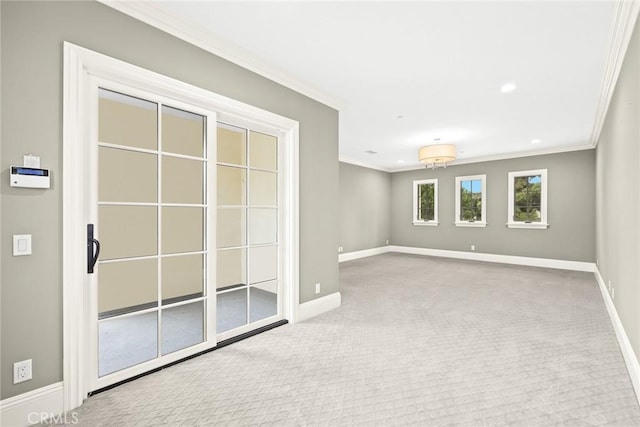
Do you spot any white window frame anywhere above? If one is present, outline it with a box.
[507,169,548,229]
[455,174,487,227]
[412,179,439,226]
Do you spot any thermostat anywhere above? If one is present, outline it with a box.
[10,166,51,189]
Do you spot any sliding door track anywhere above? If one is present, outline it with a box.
[88,319,288,396]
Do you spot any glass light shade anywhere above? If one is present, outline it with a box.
[418,144,456,167]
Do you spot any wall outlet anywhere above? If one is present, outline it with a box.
[596,258,599,267]
[338,246,343,253]
[612,287,615,300]
[608,280,612,292]
[386,240,389,245]
[315,283,321,294]
[470,245,476,251]
[14,359,32,384]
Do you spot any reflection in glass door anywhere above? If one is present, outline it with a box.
[217,123,280,336]
[96,88,210,378]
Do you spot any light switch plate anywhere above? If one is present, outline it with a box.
[13,234,32,256]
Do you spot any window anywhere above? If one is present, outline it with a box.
[508,169,548,229]
[413,179,438,226]
[455,175,486,227]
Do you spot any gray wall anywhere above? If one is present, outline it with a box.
[391,150,596,262]
[339,162,391,253]
[596,15,640,364]
[1,1,338,399]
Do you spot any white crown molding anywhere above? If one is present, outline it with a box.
[346,143,595,174]
[590,0,640,147]
[98,0,346,111]
[339,155,392,173]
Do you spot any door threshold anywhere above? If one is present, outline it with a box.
[88,319,288,397]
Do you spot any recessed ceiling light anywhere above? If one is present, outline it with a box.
[531,139,541,144]
[365,150,378,154]
[500,83,517,93]
[397,115,404,119]
[397,160,405,163]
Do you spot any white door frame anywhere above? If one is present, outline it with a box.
[62,42,299,411]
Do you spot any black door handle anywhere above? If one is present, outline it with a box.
[87,224,101,274]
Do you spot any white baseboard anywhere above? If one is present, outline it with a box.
[389,245,596,272]
[297,291,341,322]
[339,246,391,263]
[0,382,64,427]
[594,267,640,406]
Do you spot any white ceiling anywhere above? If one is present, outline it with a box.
[115,1,618,171]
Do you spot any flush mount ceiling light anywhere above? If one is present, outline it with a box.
[500,82,517,93]
[418,144,457,169]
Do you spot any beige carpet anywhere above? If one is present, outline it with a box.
[48,253,640,426]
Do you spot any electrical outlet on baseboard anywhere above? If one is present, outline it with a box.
[315,283,321,294]
[612,287,615,300]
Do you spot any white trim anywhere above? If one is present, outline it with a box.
[339,156,392,173]
[455,174,487,227]
[63,42,299,410]
[590,0,640,146]
[62,42,88,412]
[594,267,640,406]
[412,221,439,227]
[283,124,301,324]
[507,169,548,229]
[297,292,342,322]
[389,245,595,272]
[338,246,391,263]
[454,222,487,228]
[98,0,345,111]
[0,382,64,427]
[413,179,439,226]
[506,222,549,229]
[338,245,594,272]
[341,145,596,175]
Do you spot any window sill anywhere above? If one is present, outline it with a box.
[455,222,487,228]
[507,222,549,229]
[413,221,439,227]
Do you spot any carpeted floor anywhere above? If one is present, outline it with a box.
[50,253,640,426]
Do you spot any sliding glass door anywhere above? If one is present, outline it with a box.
[216,123,281,339]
